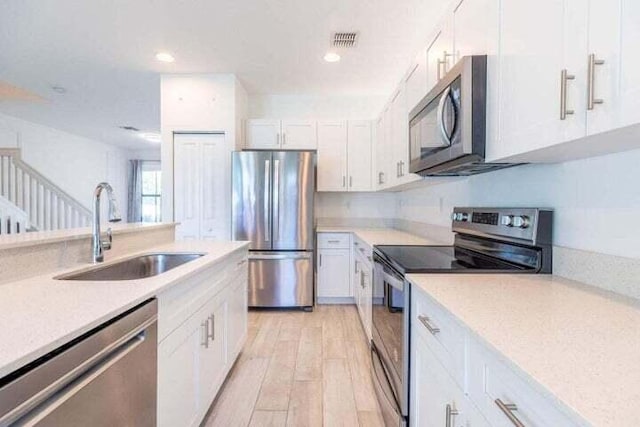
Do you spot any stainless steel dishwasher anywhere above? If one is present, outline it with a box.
[0,299,157,427]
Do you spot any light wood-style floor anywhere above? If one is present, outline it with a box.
[203,305,385,427]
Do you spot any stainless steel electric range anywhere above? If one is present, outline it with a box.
[370,207,553,427]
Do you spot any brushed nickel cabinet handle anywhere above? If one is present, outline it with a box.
[495,399,525,427]
[208,314,215,341]
[342,175,346,188]
[319,254,322,267]
[282,133,286,145]
[418,315,440,335]
[445,404,459,427]
[560,69,575,120]
[587,53,605,110]
[349,176,353,188]
[327,239,340,243]
[201,321,209,348]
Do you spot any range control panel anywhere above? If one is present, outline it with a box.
[451,207,552,245]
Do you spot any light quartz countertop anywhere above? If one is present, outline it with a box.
[316,226,447,246]
[0,240,249,379]
[407,273,640,427]
[0,222,177,250]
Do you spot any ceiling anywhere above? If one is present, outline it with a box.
[0,0,446,149]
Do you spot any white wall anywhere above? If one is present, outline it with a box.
[161,74,246,222]
[129,148,161,161]
[249,94,386,120]
[0,112,129,215]
[396,148,640,259]
[316,192,396,220]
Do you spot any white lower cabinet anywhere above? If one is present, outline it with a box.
[411,287,583,427]
[317,248,351,298]
[411,331,487,427]
[353,236,373,340]
[157,250,248,427]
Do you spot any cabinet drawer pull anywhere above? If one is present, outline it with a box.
[445,404,459,427]
[208,314,215,341]
[495,399,525,427]
[342,175,346,188]
[201,321,209,348]
[418,315,440,335]
[319,254,322,267]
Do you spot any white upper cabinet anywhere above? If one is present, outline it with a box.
[374,114,388,189]
[347,121,373,191]
[618,0,640,129]
[317,121,348,192]
[587,0,640,134]
[453,0,494,61]
[426,17,454,92]
[245,119,281,149]
[485,0,587,162]
[281,120,317,149]
[405,50,428,115]
[317,120,374,192]
[246,119,316,150]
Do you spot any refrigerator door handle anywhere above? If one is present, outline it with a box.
[264,159,271,242]
[273,159,280,242]
[249,252,312,260]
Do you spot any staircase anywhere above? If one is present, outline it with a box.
[0,148,92,234]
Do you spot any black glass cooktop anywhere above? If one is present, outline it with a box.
[374,245,532,274]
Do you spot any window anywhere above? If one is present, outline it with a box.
[141,161,161,223]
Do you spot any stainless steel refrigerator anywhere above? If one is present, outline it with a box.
[231,151,315,309]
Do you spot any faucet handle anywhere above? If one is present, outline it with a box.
[102,227,113,251]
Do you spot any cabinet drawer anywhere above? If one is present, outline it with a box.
[318,232,350,249]
[467,339,579,427]
[158,250,246,341]
[411,288,466,388]
[353,235,373,264]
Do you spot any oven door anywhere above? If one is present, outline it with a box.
[372,253,409,424]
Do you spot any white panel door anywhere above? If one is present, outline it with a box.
[200,134,229,240]
[347,120,373,192]
[617,0,640,129]
[375,114,388,189]
[453,0,494,61]
[317,249,351,298]
[174,135,201,240]
[426,19,454,92]
[317,121,348,192]
[246,119,281,149]
[486,0,587,162]
[281,120,317,149]
[405,50,428,115]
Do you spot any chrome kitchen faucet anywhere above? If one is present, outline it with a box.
[92,182,121,263]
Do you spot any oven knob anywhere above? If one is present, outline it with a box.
[458,212,469,222]
[500,215,514,227]
[513,215,530,229]
[451,213,458,221]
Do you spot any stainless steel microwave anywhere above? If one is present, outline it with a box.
[408,55,517,176]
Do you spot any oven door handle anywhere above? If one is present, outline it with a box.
[436,86,453,146]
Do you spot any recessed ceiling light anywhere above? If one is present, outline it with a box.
[139,132,162,143]
[324,52,341,63]
[155,52,175,63]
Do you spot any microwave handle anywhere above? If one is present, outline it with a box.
[436,87,452,146]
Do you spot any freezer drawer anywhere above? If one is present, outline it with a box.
[248,252,314,308]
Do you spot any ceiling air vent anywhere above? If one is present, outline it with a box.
[332,32,359,48]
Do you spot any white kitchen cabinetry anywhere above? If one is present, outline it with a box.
[347,121,373,191]
[411,286,583,427]
[157,249,248,427]
[412,331,488,427]
[317,233,352,300]
[618,0,640,130]
[426,18,454,92]
[174,133,229,241]
[246,119,317,150]
[374,109,391,189]
[317,121,374,192]
[405,50,428,115]
[352,236,373,340]
[453,0,495,61]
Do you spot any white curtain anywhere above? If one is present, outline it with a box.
[127,160,143,223]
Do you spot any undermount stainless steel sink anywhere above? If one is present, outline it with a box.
[55,253,205,281]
